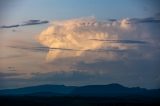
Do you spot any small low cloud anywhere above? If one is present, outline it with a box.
[0,20,49,29]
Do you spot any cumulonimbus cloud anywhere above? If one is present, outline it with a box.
[38,17,149,62]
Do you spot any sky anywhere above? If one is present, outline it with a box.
[0,0,160,89]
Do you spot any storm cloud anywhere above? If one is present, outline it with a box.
[38,17,153,62]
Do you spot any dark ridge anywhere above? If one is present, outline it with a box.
[0,83,160,105]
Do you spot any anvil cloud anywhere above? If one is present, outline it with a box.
[38,17,148,62]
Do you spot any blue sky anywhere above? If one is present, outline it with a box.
[1,0,158,25]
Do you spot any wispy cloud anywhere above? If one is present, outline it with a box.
[21,20,49,26]
[127,13,160,24]
[0,20,49,29]
[8,45,127,53]
[89,39,148,44]
[0,54,24,59]
[31,71,94,82]
[8,45,48,52]
[128,18,160,24]
[0,24,20,28]
[0,72,22,78]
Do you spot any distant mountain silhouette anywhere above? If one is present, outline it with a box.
[0,85,75,96]
[71,83,147,96]
[0,83,159,98]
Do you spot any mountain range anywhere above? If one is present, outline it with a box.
[0,83,159,98]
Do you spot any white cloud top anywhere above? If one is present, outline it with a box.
[38,17,147,62]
